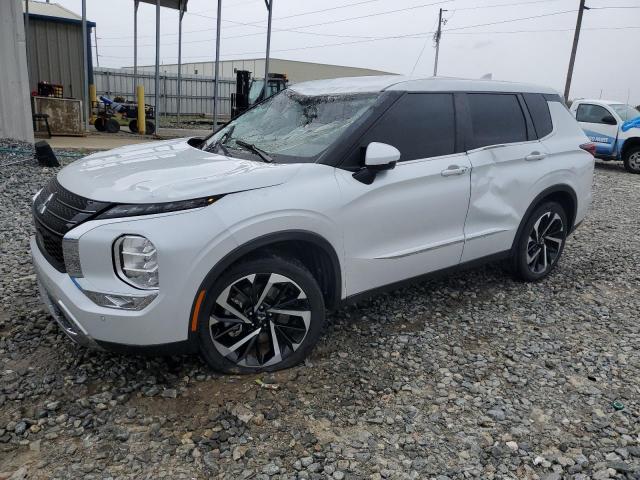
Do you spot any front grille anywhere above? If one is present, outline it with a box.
[33,178,111,272]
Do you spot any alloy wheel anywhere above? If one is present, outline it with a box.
[629,152,640,171]
[526,211,565,274]
[209,273,311,368]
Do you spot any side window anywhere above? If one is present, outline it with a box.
[523,93,553,138]
[467,93,527,149]
[575,103,611,124]
[360,93,456,162]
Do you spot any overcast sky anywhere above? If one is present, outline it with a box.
[55,0,640,104]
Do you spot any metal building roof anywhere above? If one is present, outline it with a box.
[137,0,188,11]
[23,1,82,20]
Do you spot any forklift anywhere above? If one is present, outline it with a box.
[231,70,288,119]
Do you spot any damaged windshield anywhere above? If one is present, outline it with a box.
[204,89,379,163]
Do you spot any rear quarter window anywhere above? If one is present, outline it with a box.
[523,93,553,138]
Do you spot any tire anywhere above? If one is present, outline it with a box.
[623,146,640,174]
[106,118,120,133]
[145,121,155,135]
[512,202,568,282]
[128,119,138,133]
[94,117,106,132]
[198,256,326,374]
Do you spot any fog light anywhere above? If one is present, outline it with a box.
[113,235,159,290]
[62,238,83,278]
[82,290,157,311]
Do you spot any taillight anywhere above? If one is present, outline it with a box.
[580,142,597,157]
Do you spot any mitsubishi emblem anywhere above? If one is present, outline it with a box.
[39,193,55,215]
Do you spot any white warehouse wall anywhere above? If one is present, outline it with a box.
[127,58,394,84]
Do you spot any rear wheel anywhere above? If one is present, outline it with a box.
[198,256,326,373]
[145,121,156,135]
[623,146,640,174]
[512,202,567,282]
[128,119,138,133]
[106,118,120,133]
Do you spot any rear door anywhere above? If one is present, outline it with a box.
[334,93,471,296]
[574,102,618,156]
[461,92,552,262]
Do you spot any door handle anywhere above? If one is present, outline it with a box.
[441,165,469,177]
[525,151,547,161]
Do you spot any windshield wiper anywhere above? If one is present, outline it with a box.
[234,139,273,163]
[208,125,235,155]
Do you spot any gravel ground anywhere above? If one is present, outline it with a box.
[1,138,639,480]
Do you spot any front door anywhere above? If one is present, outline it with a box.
[334,93,471,296]
[575,103,618,156]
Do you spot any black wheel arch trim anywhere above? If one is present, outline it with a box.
[511,184,578,253]
[188,230,342,341]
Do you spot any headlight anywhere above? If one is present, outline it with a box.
[113,235,159,290]
[96,196,220,220]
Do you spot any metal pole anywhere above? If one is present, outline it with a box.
[134,0,139,87]
[212,0,222,131]
[155,0,160,136]
[94,26,100,67]
[264,0,273,98]
[82,0,89,131]
[177,1,185,125]
[564,0,587,102]
[433,8,446,77]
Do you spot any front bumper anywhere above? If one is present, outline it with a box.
[31,236,198,350]
[36,273,102,350]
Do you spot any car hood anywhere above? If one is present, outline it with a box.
[56,138,300,203]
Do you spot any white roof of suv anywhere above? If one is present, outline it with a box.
[574,98,625,106]
[290,75,558,96]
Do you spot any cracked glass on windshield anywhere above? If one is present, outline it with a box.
[204,90,379,163]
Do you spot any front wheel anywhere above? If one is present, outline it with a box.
[623,146,640,174]
[198,256,326,373]
[512,202,567,282]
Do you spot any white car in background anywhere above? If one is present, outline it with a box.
[570,99,640,173]
[31,76,594,373]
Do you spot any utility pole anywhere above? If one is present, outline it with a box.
[564,0,589,102]
[82,0,88,131]
[212,0,222,131]
[94,27,100,68]
[433,8,447,77]
[264,0,273,98]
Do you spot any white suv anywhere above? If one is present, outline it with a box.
[31,76,594,373]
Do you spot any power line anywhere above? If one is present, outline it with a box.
[221,1,454,40]
[96,22,640,63]
[99,1,452,43]
[217,0,389,30]
[445,25,640,34]
[588,5,640,9]
[444,9,577,31]
[453,0,567,10]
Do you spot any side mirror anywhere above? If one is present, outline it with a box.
[364,142,400,170]
[353,142,400,184]
[601,115,617,125]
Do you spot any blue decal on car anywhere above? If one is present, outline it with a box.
[621,116,640,132]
